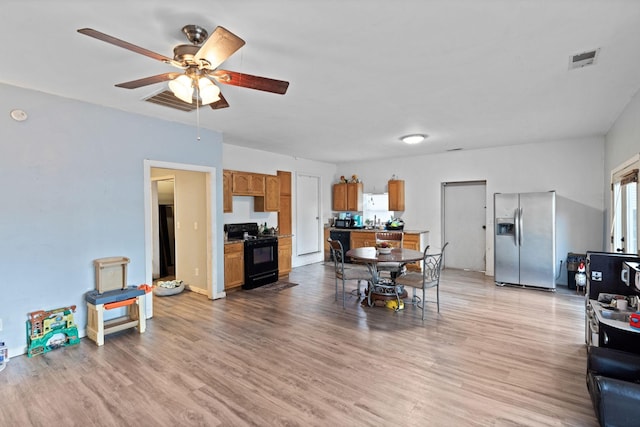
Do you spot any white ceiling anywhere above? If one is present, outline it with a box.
[3,1,640,164]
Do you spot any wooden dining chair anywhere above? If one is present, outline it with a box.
[327,238,371,307]
[395,242,448,319]
[374,231,405,281]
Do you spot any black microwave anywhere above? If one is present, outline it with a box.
[334,218,352,229]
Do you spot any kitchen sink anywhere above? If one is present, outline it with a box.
[600,310,631,322]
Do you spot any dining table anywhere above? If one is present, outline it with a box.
[345,246,424,307]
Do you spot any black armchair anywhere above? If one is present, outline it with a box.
[587,346,640,426]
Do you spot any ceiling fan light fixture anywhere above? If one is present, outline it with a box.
[169,74,194,103]
[198,77,221,105]
[401,134,427,144]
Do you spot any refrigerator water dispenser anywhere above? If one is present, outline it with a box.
[496,220,514,235]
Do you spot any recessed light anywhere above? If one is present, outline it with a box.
[401,134,426,144]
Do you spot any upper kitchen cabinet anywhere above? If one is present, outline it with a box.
[232,171,265,196]
[277,171,292,235]
[388,179,405,211]
[223,170,233,213]
[255,175,280,212]
[278,170,291,196]
[333,182,363,211]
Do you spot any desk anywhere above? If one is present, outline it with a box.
[346,247,424,306]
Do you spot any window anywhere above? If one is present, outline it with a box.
[611,154,639,255]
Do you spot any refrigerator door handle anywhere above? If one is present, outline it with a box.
[518,207,523,246]
[514,208,519,246]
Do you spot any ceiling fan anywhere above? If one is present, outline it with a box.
[77,25,289,110]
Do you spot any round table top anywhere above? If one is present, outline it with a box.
[345,247,424,263]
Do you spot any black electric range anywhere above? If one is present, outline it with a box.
[224,223,279,289]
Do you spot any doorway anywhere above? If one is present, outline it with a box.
[152,178,175,280]
[144,160,218,300]
[296,173,321,256]
[442,181,487,271]
[611,154,639,254]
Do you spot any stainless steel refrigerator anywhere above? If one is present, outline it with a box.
[494,191,556,289]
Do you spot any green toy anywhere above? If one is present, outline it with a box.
[26,305,80,357]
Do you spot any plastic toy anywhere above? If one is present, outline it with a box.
[26,305,80,357]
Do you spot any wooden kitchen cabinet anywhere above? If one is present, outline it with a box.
[224,242,244,290]
[333,183,347,211]
[278,196,291,235]
[403,231,429,271]
[324,228,331,261]
[223,170,233,213]
[232,172,265,196]
[278,170,291,196]
[350,231,376,249]
[278,236,292,277]
[388,179,405,211]
[277,170,292,235]
[255,175,280,212]
[333,182,363,211]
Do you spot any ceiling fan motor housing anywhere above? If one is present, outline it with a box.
[173,44,200,65]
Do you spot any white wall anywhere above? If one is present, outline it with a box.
[0,83,224,357]
[604,88,640,249]
[337,137,605,281]
[223,144,337,267]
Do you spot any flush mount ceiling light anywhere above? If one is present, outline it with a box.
[401,134,427,144]
[10,109,28,122]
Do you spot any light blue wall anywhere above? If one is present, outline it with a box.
[0,83,223,356]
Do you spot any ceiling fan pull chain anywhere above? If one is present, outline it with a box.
[196,85,201,141]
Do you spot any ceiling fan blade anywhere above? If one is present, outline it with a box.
[115,72,180,89]
[194,26,245,70]
[210,93,230,110]
[211,70,289,94]
[78,28,175,64]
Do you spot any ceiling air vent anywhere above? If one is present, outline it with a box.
[569,48,600,70]
[144,90,198,112]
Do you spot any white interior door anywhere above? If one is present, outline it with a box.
[443,181,487,271]
[296,173,321,256]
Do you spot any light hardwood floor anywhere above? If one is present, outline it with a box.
[0,264,597,426]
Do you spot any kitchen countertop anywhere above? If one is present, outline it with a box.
[224,234,293,245]
[325,227,428,234]
[590,299,640,333]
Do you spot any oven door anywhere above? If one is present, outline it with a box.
[243,239,279,289]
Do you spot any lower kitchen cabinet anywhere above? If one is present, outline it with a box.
[224,242,244,290]
[350,231,376,249]
[403,231,429,271]
[324,228,331,261]
[278,236,292,277]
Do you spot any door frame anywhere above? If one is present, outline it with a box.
[144,160,220,299]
